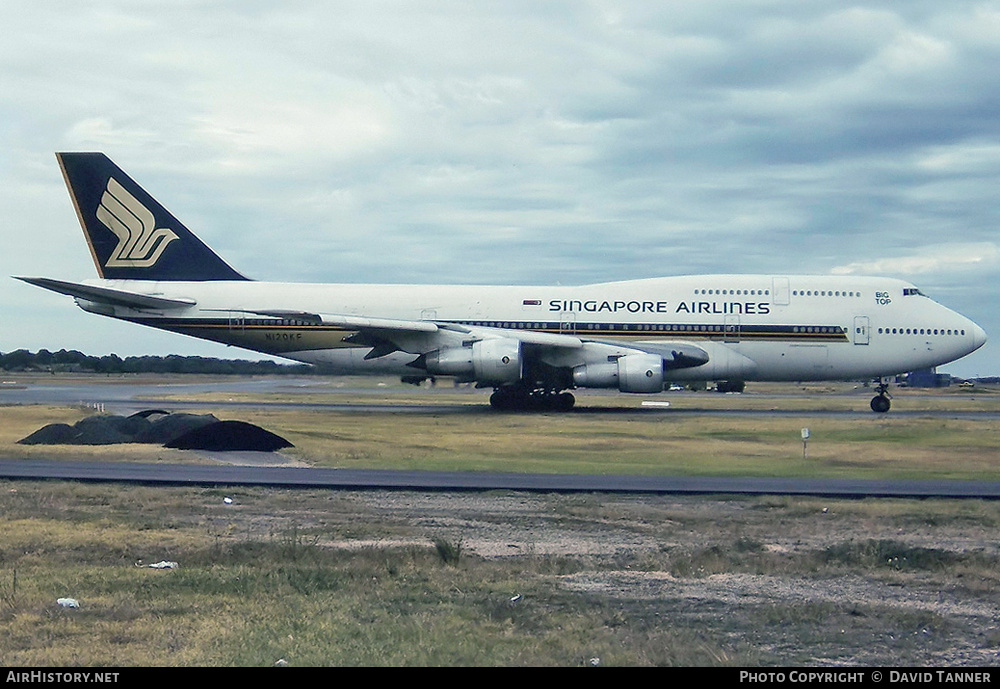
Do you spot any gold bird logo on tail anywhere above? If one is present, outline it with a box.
[96,177,178,267]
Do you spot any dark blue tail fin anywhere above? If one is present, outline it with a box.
[57,153,248,281]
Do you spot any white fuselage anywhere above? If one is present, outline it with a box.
[82,273,986,384]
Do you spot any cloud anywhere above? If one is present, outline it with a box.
[1,1,999,376]
[830,243,1000,276]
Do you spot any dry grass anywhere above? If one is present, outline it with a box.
[0,482,758,666]
[2,482,1000,666]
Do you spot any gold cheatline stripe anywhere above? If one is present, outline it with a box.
[133,318,849,341]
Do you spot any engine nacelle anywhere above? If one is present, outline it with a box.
[618,353,665,393]
[424,338,522,385]
[573,353,664,393]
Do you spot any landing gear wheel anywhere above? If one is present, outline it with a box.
[871,395,891,413]
[556,392,576,411]
[490,389,519,411]
[489,387,575,412]
[870,378,892,413]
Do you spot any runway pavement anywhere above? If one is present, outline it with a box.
[2,459,1000,499]
[4,376,1000,419]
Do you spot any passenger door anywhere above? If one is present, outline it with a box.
[853,316,870,345]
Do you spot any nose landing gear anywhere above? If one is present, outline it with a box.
[870,379,892,413]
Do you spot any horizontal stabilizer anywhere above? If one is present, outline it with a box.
[15,277,196,310]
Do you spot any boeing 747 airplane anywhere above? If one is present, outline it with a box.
[16,153,987,412]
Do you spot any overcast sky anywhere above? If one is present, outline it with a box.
[2,1,999,377]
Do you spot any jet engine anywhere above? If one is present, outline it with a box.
[423,338,522,385]
[572,353,664,393]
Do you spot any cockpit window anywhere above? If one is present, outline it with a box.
[903,288,926,297]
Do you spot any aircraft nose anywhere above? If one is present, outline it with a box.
[971,322,988,352]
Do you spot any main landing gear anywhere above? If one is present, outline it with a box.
[489,385,576,412]
[870,379,892,413]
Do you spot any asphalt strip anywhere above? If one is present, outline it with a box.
[2,459,1000,498]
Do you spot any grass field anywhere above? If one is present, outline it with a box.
[5,377,1000,480]
[2,376,1000,666]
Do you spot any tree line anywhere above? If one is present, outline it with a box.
[0,349,316,375]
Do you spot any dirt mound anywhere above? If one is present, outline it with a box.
[133,413,220,444]
[164,420,293,452]
[18,423,79,445]
[18,412,292,452]
[74,413,158,444]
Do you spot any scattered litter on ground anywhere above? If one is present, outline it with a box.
[56,598,79,608]
[147,561,178,569]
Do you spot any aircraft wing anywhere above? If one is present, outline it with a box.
[245,310,580,342]
[242,309,706,369]
[241,310,585,357]
[15,277,196,310]
[450,323,584,349]
[244,309,440,333]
